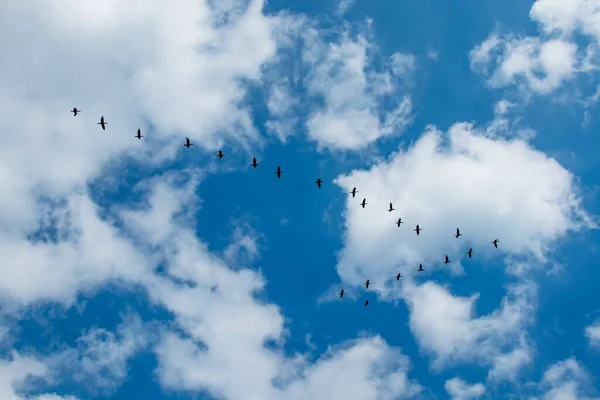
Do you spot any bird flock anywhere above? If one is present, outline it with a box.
[344,194,502,306]
[72,108,501,308]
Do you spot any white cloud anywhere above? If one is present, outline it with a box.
[494,99,514,115]
[470,0,600,96]
[278,337,422,400]
[334,122,592,286]
[534,358,600,400]
[444,377,485,400]
[265,78,300,142]
[336,0,358,16]
[157,334,422,400]
[56,314,149,395]
[0,352,77,400]
[332,121,593,376]
[301,28,413,150]
[404,281,535,378]
[0,192,150,308]
[585,318,600,348]
[391,53,417,77]
[529,0,600,38]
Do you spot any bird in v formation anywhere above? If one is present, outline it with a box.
[74,109,502,307]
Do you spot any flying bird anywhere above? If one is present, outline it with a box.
[71,108,80,116]
[184,137,193,148]
[414,224,422,235]
[396,273,402,281]
[135,128,143,139]
[274,166,283,179]
[418,264,423,271]
[350,187,358,198]
[455,228,462,238]
[467,248,473,258]
[364,300,369,306]
[444,255,450,264]
[365,280,370,289]
[97,116,107,130]
[387,202,395,212]
[493,239,499,248]
[360,198,367,208]
[396,218,404,227]
[217,150,224,159]
[315,178,323,188]
[339,289,344,298]
[250,157,259,168]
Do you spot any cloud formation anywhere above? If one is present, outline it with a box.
[334,122,592,286]
[444,377,485,400]
[585,319,600,348]
[534,358,600,399]
[264,21,415,150]
[470,0,600,96]
[333,120,593,378]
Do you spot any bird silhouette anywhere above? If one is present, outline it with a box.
[493,239,499,248]
[414,224,422,235]
[97,116,107,130]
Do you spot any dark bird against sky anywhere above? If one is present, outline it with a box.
[97,116,107,130]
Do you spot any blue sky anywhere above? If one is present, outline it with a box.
[1,0,600,399]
